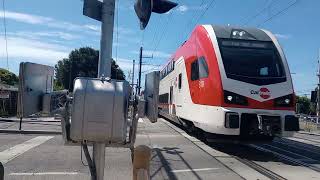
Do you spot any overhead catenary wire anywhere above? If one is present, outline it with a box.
[242,0,279,26]
[177,0,216,47]
[192,0,216,29]
[2,0,9,71]
[150,0,180,58]
[180,0,205,43]
[257,0,299,27]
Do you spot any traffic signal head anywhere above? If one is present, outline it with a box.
[134,0,178,29]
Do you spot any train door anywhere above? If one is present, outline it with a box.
[189,59,200,104]
[169,86,173,115]
[175,60,183,116]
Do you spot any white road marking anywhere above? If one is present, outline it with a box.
[0,136,54,164]
[9,172,82,176]
[171,168,219,173]
[138,119,144,123]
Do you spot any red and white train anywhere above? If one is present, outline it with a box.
[158,25,299,141]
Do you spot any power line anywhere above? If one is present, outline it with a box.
[151,11,175,55]
[192,0,216,27]
[178,0,216,47]
[180,0,205,42]
[242,0,278,26]
[257,0,299,27]
[2,0,9,71]
[148,15,165,50]
[151,0,180,58]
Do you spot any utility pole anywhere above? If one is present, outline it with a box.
[136,79,139,95]
[132,60,135,97]
[317,48,320,118]
[137,47,153,95]
[132,60,135,87]
[138,47,143,94]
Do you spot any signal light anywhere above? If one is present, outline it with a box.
[152,0,178,14]
[134,0,178,29]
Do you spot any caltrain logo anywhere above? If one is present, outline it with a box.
[250,88,271,99]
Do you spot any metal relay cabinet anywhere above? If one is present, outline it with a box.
[70,77,130,143]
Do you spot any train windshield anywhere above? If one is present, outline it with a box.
[218,39,286,85]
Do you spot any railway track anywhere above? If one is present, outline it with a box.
[233,155,287,180]
[249,143,320,173]
[163,118,320,179]
[292,135,320,144]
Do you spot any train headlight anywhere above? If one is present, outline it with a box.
[274,94,294,107]
[224,91,248,106]
[285,99,290,104]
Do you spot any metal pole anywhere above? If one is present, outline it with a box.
[138,47,143,94]
[19,117,22,130]
[136,79,139,95]
[317,49,320,118]
[0,162,3,180]
[98,0,115,78]
[132,60,135,97]
[93,143,106,180]
[95,0,115,179]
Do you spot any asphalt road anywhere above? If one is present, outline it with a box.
[1,117,320,180]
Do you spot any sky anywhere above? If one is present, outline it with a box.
[0,0,319,96]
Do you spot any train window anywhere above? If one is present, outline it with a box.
[198,57,209,79]
[178,73,182,89]
[159,93,169,104]
[160,60,175,79]
[218,39,286,85]
[191,57,209,81]
[191,60,199,81]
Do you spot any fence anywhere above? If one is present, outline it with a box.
[299,115,320,134]
[0,85,18,117]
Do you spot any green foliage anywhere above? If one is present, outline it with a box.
[296,96,312,114]
[0,68,18,86]
[53,80,64,91]
[55,47,125,91]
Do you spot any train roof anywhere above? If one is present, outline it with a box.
[161,24,274,71]
[211,25,272,41]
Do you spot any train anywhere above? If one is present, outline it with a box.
[158,25,299,141]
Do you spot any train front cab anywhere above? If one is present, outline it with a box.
[198,25,299,140]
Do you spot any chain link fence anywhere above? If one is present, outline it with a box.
[299,115,320,134]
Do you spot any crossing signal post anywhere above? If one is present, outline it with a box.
[80,0,177,180]
[15,1,178,180]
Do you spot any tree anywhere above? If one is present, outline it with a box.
[296,96,312,114]
[55,47,125,91]
[0,68,18,86]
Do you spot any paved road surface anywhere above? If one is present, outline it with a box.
[1,117,320,179]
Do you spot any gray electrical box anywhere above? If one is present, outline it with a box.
[17,62,54,118]
[144,71,160,123]
[70,77,130,143]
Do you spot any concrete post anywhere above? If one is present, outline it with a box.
[133,145,151,180]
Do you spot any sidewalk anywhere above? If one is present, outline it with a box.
[135,118,243,180]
